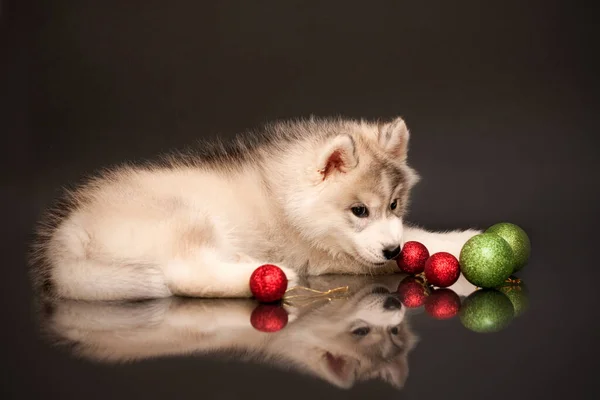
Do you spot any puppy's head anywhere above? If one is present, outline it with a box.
[289,117,419,270]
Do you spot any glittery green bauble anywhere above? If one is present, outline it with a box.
[485,222,531,272]
[459,233,515,288]
[459,289,515,333]
[498,279,530,317]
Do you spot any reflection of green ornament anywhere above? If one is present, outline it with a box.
[459,289,515,333]
[485,222,531,272]
[498,278,530,317]
[459,233,514,288]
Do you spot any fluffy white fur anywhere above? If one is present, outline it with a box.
[31,116,480,300]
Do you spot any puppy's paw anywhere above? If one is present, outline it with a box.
[447,229,483,258]
[460,229,483,245]
[278,266,300,289]
[462,228,483,238]
[240,257,300,289]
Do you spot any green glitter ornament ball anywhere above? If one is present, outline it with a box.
[459,233,514,288]
[498,278,530,317]
[459,289,515,333]
[485,222,531,272]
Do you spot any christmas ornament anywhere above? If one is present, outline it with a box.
[459,289,515,333]
[249,264,288,303]
[396,241,430,274]
[424,252,461,288]
[397,276,430,308]
[485,222,531,272]
[250,304,289,332]
[498,277,530,317]
[425,288,461,320]
[459,233,515,288]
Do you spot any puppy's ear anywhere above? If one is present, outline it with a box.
[317,134,358,180]
[321,353,358,389]
[378,117,410,161]
[378,355,410,390]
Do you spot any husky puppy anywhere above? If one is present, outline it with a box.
[38,274,421,389]
[31,116,479,300]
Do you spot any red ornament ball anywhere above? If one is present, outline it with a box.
[249,264,288,303]
[396,241,430,274]
[425,288,462,319]
[250,304,289,332]
[424,252,461,288]
[397,276,430,308]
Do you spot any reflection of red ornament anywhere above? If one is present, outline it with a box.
[250,304,289,332]
[424,252,461,288]
[425,289,461,319]
[396,241,430,274]
[250,264,288,303]
[397,276,430,308]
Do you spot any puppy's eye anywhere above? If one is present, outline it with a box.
[352,327,371,336]
[390,326,399,335]
[390,199,398,210]
[351,205,369,218]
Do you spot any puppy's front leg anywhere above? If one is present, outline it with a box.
[164,249,299,298]
[403,225,481,259]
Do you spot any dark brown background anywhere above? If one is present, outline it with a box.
[2,1,599,399]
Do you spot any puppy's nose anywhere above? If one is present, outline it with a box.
[382,246,401,260]
[383,296,402,310]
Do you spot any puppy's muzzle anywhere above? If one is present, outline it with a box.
[382,246,401,260]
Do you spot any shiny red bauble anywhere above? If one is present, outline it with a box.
[249,264,288,303]
[396,241,430,274]
[250,304,289,332]
[424,288,461,319]
[397,276,430,308]
[424,252,461,288]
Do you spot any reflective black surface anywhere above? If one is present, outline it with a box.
[3,1,598,399]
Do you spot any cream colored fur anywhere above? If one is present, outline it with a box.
[31,116,480,300]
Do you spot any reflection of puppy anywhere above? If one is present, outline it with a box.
[39,275,417,389]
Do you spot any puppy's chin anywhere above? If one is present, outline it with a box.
[354,255,386,267]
